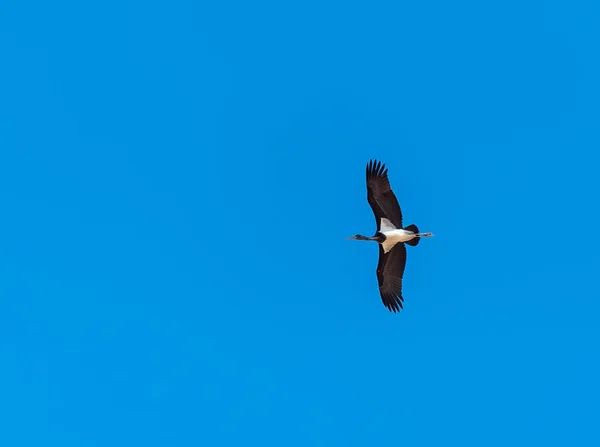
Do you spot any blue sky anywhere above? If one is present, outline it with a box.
[1,0,599,445]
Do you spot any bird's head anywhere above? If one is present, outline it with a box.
[346,234,373,241]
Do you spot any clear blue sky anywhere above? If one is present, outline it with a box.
[1,1,599,445]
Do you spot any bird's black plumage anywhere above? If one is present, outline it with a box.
[376,243,407,312]
[366,159,407,312]
[366,159,403,230]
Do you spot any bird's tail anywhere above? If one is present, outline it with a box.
[404,224,420,246]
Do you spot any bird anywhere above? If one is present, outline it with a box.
[347,159,433,313]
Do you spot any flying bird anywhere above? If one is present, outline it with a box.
[347,159,434,312]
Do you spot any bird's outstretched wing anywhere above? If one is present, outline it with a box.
[376,243,407,312]
[366,159,403,230]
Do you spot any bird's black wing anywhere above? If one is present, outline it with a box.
[376,243,407,312]
[366,159,403,230]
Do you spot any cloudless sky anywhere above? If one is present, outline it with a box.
[1,1,599,445]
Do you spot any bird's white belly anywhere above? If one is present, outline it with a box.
[381,229,415,253]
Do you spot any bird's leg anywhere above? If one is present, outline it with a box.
[417,232,434,237]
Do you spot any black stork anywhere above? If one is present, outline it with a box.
[347,159,434,313]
